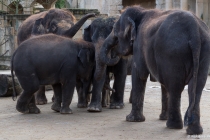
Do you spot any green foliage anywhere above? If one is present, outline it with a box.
[55,0,66,9]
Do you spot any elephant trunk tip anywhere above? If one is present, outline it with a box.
[100,55,120,66]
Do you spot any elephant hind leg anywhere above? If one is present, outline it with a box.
[16,76,40,114]
[28,95,41,114]
[159,85,168,120]
[186,58,210,135]
[186,78,203,135]
[60,80,76,114]
[166,81,184,129]
[51,83,62,112]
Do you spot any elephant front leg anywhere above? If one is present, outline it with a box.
[110,76,126,109]
[76,81,86,108]
[77,80,91,108]
[51,83,62,112]
[159,85,168,120]
[87,74,105,112]
[110,59,127,109]
[126,69,148,122]
[35,86,47,105]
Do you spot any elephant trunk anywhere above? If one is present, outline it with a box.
[99,31,120,66]
[94,33,120,80]
[94,39,106,81]
[64,13,95,38]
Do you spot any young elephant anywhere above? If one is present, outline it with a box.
[83,17,129,111]
[11,34,95,114]
[17,8,95,105]
[96,6,210,135]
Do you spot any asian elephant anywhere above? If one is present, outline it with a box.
[11,34,95,114]
[17,8,95,105]
[96,6,210,135]
[83,17,129,111]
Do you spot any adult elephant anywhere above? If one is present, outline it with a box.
[96,6,210,135]
[17,8,95,105]
[83,17,129,111]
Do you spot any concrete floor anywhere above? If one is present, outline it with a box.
[0,75,210,140]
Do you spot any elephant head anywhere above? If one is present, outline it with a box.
[18,9,95,45]
[45,11,95,38]
[95,7,143,80]
[43,9,95,38]
[83,17,120,80]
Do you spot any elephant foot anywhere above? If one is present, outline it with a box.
[51,102,61,112]
[166,119,183,129]
[186,123,203,135]
[126,110,145,122]
[36,99,47,105]
[110,102,124,109]
[35,94,47,105]
[102,102,107,107]
[16,100,29,114]
[77,103,87,108]
[60,107,72,114]
[87,103,102,112]
[159,112,168,120]
[28,103,40,114]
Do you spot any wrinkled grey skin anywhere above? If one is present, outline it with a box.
[11,34,95,114]
[97,6,210,135]
[17,8,95,105]
[83,17,129,111]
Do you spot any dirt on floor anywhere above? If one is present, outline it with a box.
[0,75,210,140]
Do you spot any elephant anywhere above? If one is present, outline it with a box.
[11,34,95,114]
[17,8,95,105]
[83,17,129,111]
[96,6,210,135]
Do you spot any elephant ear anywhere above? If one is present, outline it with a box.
[83,25,92,42]
[78,48,90,68]
[123,17,136,41]
[31,18,45,35]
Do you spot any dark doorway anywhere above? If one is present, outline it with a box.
[122,0,155,9]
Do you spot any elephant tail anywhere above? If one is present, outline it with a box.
[184,19,201,126]
[11,52,17,101]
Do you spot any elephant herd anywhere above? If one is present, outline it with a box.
[11,6,210,135]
